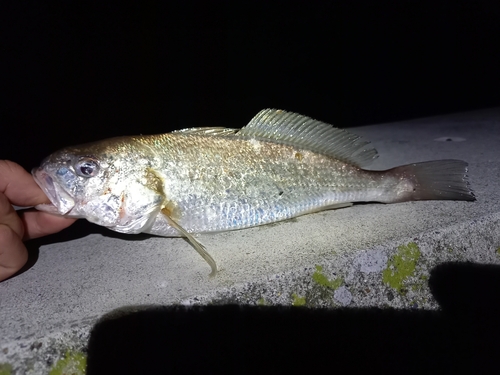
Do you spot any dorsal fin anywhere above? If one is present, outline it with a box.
[172,127,239,136]
[237,109,378,167]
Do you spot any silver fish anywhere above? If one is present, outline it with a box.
[33,109,475,275]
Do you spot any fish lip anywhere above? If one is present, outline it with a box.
[32,167,76,215]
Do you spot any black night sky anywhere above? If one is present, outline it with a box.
[2,2,500,372]
[3,1,500,170]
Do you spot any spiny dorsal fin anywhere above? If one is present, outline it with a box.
[237,109,378,167]
[172,127,239,136]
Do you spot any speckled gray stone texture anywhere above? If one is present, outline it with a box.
[1,107,500,373]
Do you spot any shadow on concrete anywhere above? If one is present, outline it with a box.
[27,217,154,245]
[6,217,154,279]
[86,262,500,375]
[430,262,500,318]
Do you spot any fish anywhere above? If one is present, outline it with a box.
[32,109,475,276]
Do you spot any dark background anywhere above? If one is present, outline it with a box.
[3,2,500,372]
[2,1,500,170]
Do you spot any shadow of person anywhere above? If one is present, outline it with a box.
[429,261,500,318]
[85,262,500,375]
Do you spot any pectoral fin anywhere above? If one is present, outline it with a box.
[161,208,218,277]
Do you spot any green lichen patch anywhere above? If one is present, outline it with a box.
[496,247,500,256]
[382,242,421,292]
[312,265,343,290]
[411,284,422,292]
[49,351,87,375]
[257,298,266,306]
[292,293,306,306]
[0,363,12,375]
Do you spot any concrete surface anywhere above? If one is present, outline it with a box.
[1,108,500,373]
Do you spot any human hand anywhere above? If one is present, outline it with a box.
[0,160,76,281]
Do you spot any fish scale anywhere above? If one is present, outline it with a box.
[133,135,378,234]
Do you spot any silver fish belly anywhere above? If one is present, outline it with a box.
[33,109,475,275]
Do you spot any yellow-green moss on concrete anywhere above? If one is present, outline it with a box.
[257,298,266,306]
[0,363,12,375]
[382,242,421,292]
[312,265,343,290]
[292,293,306,306]
[49,351,86,375]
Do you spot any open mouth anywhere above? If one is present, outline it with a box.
[32,168,76,215]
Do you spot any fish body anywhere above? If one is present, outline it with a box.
[33,109,475,274]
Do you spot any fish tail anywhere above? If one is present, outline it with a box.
[388,160,475,202]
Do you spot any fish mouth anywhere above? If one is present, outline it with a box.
[32,168,76,215]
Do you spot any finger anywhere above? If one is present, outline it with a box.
[0,191,24,239]
[20,211,76,240]
[0,160,49,207]
[0,223,28,281]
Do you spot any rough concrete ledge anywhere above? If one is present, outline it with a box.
[2,212,500,373]
[1,107,500,374]
[181,211,500,308]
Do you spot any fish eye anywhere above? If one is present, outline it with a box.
[75,157,99,178]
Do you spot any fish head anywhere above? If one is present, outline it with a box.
[32,137,165,233]
[33,150,99,215]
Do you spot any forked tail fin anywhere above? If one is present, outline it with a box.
[388,160,475,202]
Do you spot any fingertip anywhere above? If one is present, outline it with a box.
[41,213,77,232]
[21,211,76,240]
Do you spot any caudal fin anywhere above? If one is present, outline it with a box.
[390,160,475,202]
